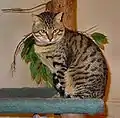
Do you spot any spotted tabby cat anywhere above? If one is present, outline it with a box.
[32,12,108,99]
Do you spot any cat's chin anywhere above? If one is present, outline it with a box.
[35,40,56,46]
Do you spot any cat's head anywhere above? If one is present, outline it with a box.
[32,12,65,45]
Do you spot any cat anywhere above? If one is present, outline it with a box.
[32,11,108,99]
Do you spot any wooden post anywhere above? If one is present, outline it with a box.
[46,0,77,31]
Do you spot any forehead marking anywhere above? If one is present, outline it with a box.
[38,12,56,29]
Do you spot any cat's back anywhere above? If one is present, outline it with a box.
[64,28,108,81]
[63,28,105,60]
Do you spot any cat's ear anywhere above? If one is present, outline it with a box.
[32,14,42,24]
[55,12,64,23]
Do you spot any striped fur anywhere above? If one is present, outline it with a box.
[33,12,108,99]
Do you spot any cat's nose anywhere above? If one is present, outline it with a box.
[48,35,53,41]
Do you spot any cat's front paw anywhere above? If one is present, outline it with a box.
[52,92,60,98]
[64,92,71,98]
[52,92,64,98]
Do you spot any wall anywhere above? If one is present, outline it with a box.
[77,0,120,117]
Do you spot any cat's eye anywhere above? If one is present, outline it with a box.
[53,29,59,33]
[53,29,63,34]
[39,30,46,33]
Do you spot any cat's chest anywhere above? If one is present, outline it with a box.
[34,44,56,72]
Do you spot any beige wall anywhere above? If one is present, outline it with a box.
[77,1,120,117]
[0,0,120,100]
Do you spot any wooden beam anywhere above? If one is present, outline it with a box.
[46,0,77,31]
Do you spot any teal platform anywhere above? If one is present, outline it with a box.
[0,88,104,115]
